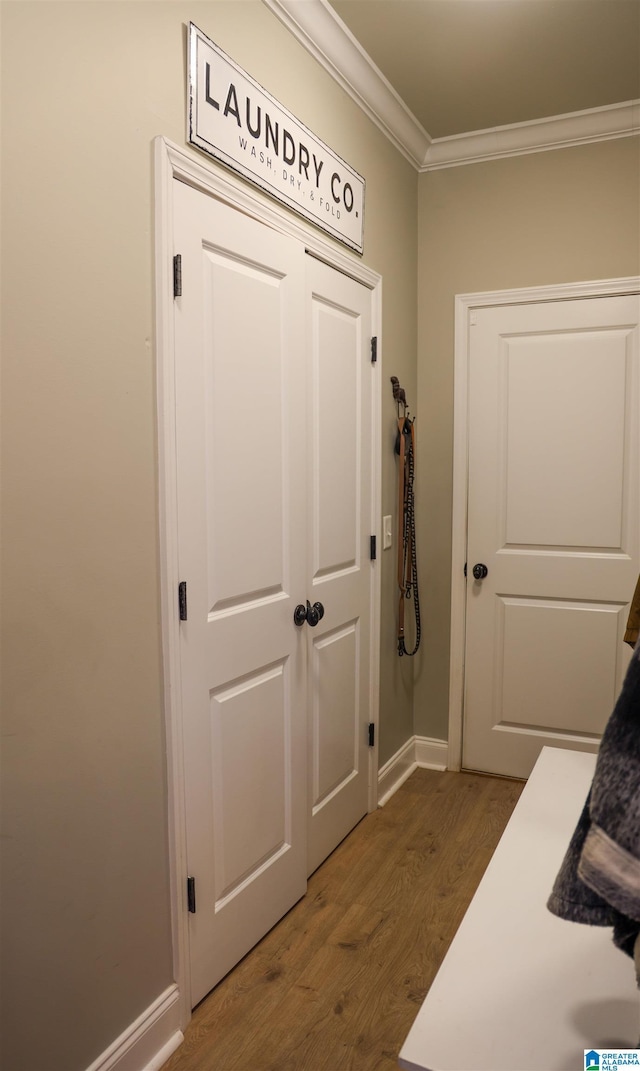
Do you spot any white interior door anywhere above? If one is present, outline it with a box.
[305,257,373,876]
[464,293,640,778]
[174,180,308,1005]
[172,179,378,1006]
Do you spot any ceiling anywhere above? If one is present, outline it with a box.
[326,0,640,140]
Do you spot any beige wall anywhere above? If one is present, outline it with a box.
[0,4,417,1070]
[414,137,640,741]
[4,5,638,1067]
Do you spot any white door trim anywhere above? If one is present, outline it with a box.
[448,276,640,773]
[154,137,381,1027]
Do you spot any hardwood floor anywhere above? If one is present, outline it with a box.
[163,767,524,1071]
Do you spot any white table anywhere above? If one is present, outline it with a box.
[399,747,640,1071]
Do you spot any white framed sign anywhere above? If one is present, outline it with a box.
[187,23,365,255]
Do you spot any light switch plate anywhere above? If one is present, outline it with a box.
[383,515,392,549]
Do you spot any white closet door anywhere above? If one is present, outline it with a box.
[173,179,308,1005]
[305,257,373,875]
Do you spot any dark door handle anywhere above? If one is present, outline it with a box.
[294,601,325,626]
[306,600,325,627]
[472,563,488,580]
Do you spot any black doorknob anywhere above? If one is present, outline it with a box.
[294,601,326,626]
[306,600,325,627]
[312,601,325,622]
[472,563,488,580]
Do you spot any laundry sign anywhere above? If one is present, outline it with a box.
[187,23,365,254]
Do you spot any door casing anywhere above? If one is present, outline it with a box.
[154,137,381,1026]
[449,276,640,773]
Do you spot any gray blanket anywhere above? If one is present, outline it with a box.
[547,643,640,957]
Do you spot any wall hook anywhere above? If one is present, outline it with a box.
[390,376,409,415]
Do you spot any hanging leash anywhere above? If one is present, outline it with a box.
[394,391,421,657]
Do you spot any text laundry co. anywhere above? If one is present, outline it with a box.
[204,68,357,215]
[188,23,365,253]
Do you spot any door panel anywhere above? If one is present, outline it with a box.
[312,623,358,802]
[503,330,628,549]
[174,180,307,1005]
[210,662,289,904]
[312,298,360,574]
[203,250,287,609]
[498,598,623,737]
[306,258,372,875]
[464,295,640,778]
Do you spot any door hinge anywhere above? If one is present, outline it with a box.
[370,535,377,560]
[464,562,467,577]
[187,875,196,914]
[173,254,182,298]
[368,723,375,747]
[178,581,187,621]
[371,336,378,364]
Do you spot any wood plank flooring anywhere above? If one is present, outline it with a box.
[163,767,524,1071]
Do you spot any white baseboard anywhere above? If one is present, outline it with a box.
[415,736,449,771]
[377,735,448,806]
[85,984,183,1071]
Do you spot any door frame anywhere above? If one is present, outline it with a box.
[154,137,382,1025]
[448,275,640,772]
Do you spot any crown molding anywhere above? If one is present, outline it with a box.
[263,0,431,168]
[263,0,640,172]
[422,100,640,171]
